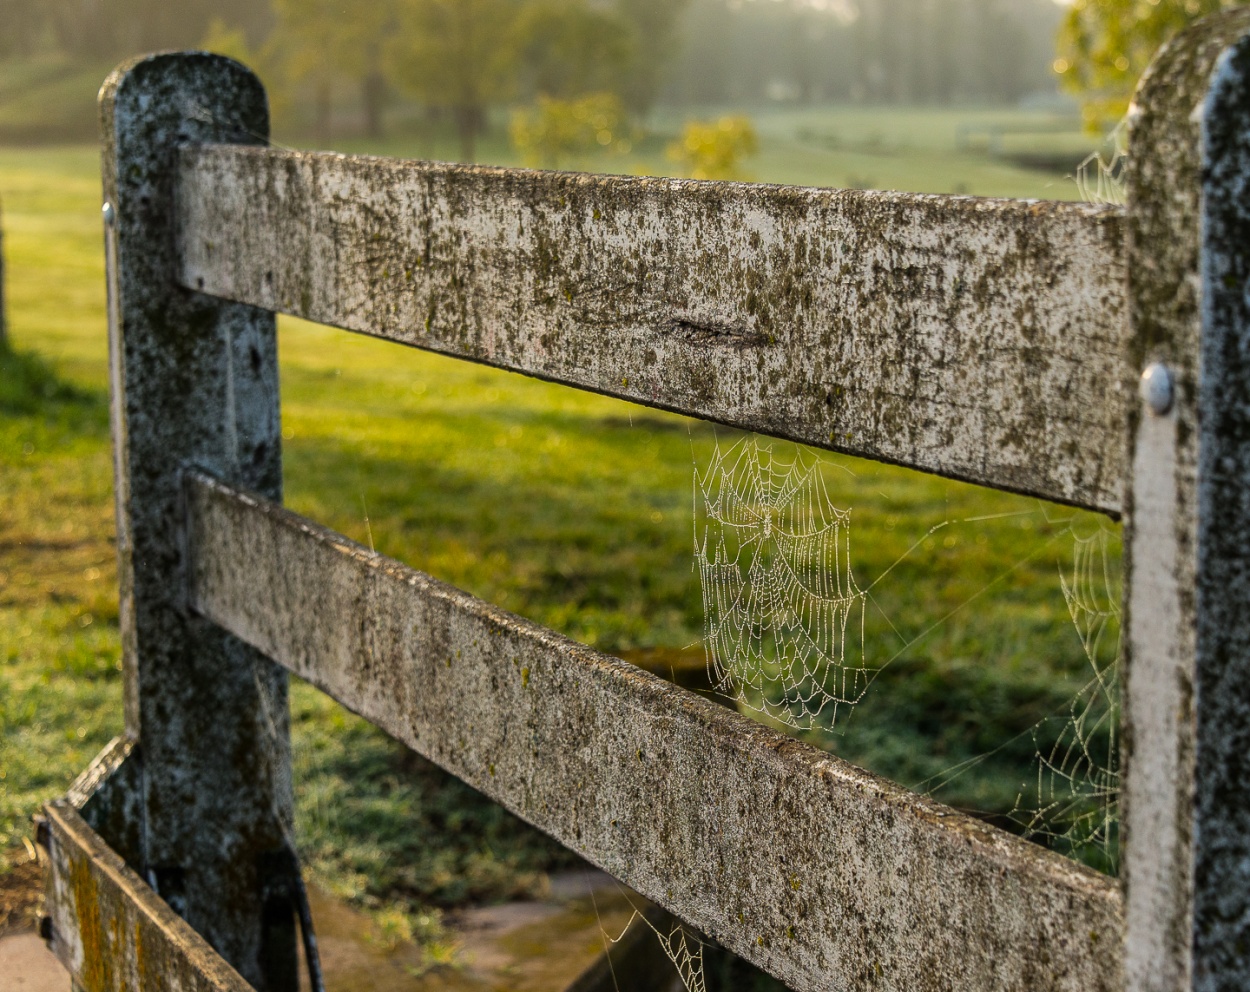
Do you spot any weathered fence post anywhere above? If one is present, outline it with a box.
[98,53,296,990]
[1124,10,1250,991]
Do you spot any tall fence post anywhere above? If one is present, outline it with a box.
[1123,10,1250,991]
[99,53,296,990]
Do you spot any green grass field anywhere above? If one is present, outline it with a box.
[1,104,1122,954]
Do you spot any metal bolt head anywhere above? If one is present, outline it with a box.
[1140,362,1174,415]
[102,201,116,227]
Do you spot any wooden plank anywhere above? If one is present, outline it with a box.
[176,146,1128,513]
[186,471,1124,992]
[41,800,254,992]
[1121,10,1250,991]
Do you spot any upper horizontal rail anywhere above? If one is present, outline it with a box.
[186,471,1123,992]
[176,146,1128,513]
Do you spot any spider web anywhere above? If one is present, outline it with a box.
[693,436,870,730]
[1009,524,1121,870]
[1075,121,1127,206]
[589,880,707,992]
[694,435,1123,876]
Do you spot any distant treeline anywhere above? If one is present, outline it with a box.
[672,0,1065,106]
[1,0,1064,148]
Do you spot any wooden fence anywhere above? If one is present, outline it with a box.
[34,9,1250,991]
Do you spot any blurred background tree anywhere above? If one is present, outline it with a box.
[514,0,634,100]
[666,115,758,179]
[1056,0,1243,131]
[510,91,633,168]
[385,0,524,161]
[267,0,397,145]
[0,0,1086,151]
[615,0,692,114]
[39,0,270,61]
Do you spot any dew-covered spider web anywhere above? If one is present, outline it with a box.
[582,865,709,992]
[693,434,1123,875]
[694,437,870,729]
[1075,120,1127,206]
[1012,525,1121,867]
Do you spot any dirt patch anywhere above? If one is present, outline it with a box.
[0,851,43,937]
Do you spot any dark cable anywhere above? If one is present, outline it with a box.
[290,854,325,992]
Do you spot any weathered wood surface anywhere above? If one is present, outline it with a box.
[177,146,1128,513]
[100,52,296,989]
[1121,10,1250,991]
[41,800,254,992]
[186,471,1123,992]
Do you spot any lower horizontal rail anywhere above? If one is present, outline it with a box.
[186,472,1123,992]
[41,800,253,992]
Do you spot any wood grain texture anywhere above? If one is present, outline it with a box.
[187,472,1124,992]
[177,146,1128,512]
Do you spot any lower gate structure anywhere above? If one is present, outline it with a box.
[36,10,1250,991]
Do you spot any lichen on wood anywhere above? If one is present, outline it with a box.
[177,146,1128,514]
[187,471,1124,992]
[41,800,254,992]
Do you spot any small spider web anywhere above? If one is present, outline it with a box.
[1075,121,1127,206]
[694,436,870,729]
[589,879,707,992]
[1010,525,1121,871]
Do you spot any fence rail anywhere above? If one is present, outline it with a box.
[186,470,1123,992]
[177,146,1128,513]
[42,801,253,992]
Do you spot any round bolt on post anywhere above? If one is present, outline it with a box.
[102,201,116,227]
[1140,362,1174,416]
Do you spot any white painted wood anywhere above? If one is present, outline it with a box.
[1123,403,1187,992]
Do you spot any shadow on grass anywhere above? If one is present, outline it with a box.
[0,343,104,422]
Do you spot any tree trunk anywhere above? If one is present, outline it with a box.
[362,71,386,140]
[455,105,477,163]
[315,78,332,148]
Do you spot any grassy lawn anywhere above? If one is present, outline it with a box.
[1,107,1122,950]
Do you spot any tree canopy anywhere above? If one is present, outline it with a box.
[385,0,525,161]
[1056,0,1243,129]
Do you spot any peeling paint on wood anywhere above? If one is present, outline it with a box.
[1122,9,1250,992]
[98,52,296,989]
[186,472,1123,992]
[176,146,1128,513]
[42,800,255,992]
